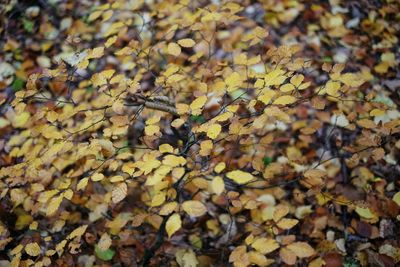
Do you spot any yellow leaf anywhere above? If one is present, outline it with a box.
[393,192,400,206]
[89,46,104,59]
[88,10,103,22]
[182,200,207,217]
[264,69,286,86]
[211,176,225,195]
[67,225,88,240]
[166,213,181,238]
[355,206,376,219]
[25,242,41,257]
[276,218,299,229]
[273,204,289,222]
[91,173,104,182]
[76,177,89,190]
[190,95,207,115]
[370,109,385,117]
[226,72,242,92]
[325,81,341,96]
[160,202,178,216]
[168,42,181,56]
[199,140,213,156]
[286,242,315,258]
[178,38,196,47]
[150,192,166,207]
[214,162,226,173]
[12,112,30,128]
[251,238,280,254]
[207,124,221,139]
[112,183,127,204]
[280,83,295,92]
[248,251,272,266]
[273,95,296,105]
[309,257,326,267]
[102,9,113,22]
[162,155,186,167]
[159,144,174,154]
[258,90,276,104]
[105,36,117,48]
[46,195,63,216]
[226,170,255,184]
[290,74,304,87]
[145,125,160,136]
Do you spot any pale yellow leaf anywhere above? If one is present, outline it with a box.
[258,90,276,104]
[67,225,88,240]
[98,233,112,250]
[273,95,296,105]
[25,242,41,257]
[160,202,178,216]
[211,176,224,195]
[251,238,280,254]
[286,242,315,258]
[276,218,299,229]
[46,195,63,216]
[168,42,181,56]
[88,10,103,22]
[178,38,196,47]
[182,200,207,217]
[226,72,242,92]
[112,183,127,204]
[393,192,400,206]
[226,170,255,184]
[326,81,341,96]
[166,213,181,238]
[207,124,221,139]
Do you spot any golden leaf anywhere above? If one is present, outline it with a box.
[166,213,181,238]
[251,238,280,254]
[190,96,207,112]
[168,42,181,56]
[226,72,242,92]
[325,81,341,96]
[25,242,41,257]
[182,200,207,217]
[210,176,224,195]
[226,170,255,184]
[178,38,196,47]
[273,95,296,105]
[67,225,88,240]
[207,124,221,139]
[160,202,178,216]
[46,195,63,216]
[276,218,299,230]
[286,242,315,258]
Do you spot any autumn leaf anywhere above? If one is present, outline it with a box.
[207,124,221,139]
[210,176,225,195]
[273,95,297,105]
[226,170,255,184]
[25,242,41,257]
[166,213,182,238]
[178,38,196,47]
[112,182,128,204]
[182,200,207,217]
[252,238,280,255]
[286,242,316,258]
[168,42,181,56]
